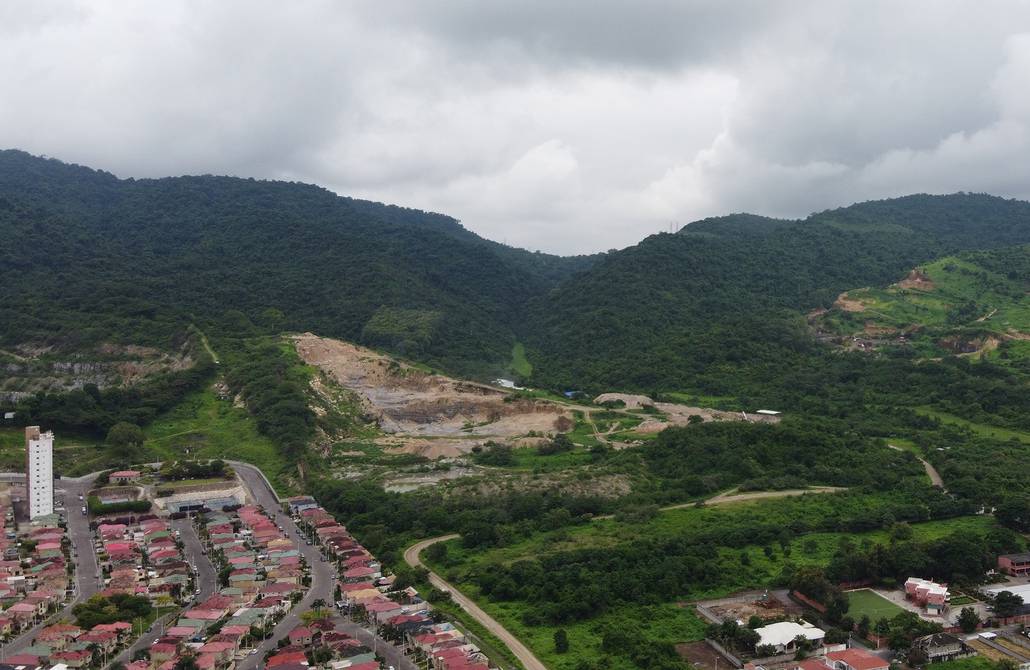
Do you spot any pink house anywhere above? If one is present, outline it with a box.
[905,578,949,615]
[998,553,1030,577]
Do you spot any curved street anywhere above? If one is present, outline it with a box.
[404,535,545,670]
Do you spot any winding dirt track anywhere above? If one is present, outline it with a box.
[889,445,945,488]
[404,535,545,670]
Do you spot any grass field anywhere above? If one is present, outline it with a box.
[141,385,293,492]
[915,406,1030,443]
[845,589,905,621]
[0,426,105,475]
[509,342,533,378]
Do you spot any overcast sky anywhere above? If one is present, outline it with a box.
[4,2,1030,254]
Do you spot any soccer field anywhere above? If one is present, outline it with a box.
[846,589,906,621]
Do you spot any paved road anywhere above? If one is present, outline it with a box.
[110,518,220,666]
[229,463,416,670]
[889,445,945,488]
[405,535,543,670]
[231,462,335,670]
[3,474,100,655]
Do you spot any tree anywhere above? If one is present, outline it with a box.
[993,591,1024,618]
[857,615,871,639]
[554,629,569,653]
[736,628,761,651]
[748,615,764,630]
[958,607,980,633]
[106,422,144,458]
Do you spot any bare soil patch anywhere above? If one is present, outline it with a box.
[592,393,654,408]
[834,291,870,312]
[293,334,571,456]
[896,268,935,291]
[676,641,725,670]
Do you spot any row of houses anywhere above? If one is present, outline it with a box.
[0,516,72,642]
[1,513,196,670]
[264,620,379,670]
[289,496,492,670]
[95,513,191,602]
[124,503,312,670]
[12,620,136,668]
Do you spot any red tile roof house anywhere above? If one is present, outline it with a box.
[149,641,181,663]
[343,565,380,582]
[36,623,83,649]
[824,649,890,670]
[79,629,119,653]
[265,651,308,668]
[110,470,142,484]
[50,649,93,668]
[4,654,42,668]
[8,601,41,623]
[0,615,16,636]
[125,661,150,670]
[199,641,236,663]
[93,620,133,640]
[183,608,224,623]
[287,626,314,647]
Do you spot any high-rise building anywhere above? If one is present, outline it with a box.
[25,426,54,519]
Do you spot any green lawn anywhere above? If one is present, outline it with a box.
[845,589,905,621]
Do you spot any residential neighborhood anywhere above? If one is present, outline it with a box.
[0,428,494,670]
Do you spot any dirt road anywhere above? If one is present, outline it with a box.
[702,486,847,506]
[889,445,945,488]
[405,535,544,670]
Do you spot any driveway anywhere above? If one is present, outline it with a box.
[404,535,546,670]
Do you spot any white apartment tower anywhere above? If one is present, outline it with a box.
[25,426,54,519]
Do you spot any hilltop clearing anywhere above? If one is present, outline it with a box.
[814,245,1030,361]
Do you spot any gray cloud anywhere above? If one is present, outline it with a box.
[2,1,1030,253]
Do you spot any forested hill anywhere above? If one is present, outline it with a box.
[523,193,1030,392]
[0,150,593,376]
[4,150,1030,394]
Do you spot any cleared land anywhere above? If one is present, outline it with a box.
[294,334,572,458]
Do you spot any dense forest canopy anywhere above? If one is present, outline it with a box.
[0,150,593,378]
[3,150,1030,406]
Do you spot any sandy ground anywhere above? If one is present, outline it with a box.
[293,334,571,457]
[834,291,871,312]
[593,392,654,408]
[895,268,935,290]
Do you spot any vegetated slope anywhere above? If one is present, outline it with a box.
[817,244,1030,362]
[0,150,594,378]
[523,194,1030,393]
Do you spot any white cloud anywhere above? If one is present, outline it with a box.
[2,1,1030,253]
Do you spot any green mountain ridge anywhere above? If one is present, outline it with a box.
[0,149,593,378]
[524,194,1030,392]
[3,150,1030,402]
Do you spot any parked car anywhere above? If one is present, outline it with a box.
[81,506,87,515]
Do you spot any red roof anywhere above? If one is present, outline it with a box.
[826,650,889,670]
[266,651,308,667]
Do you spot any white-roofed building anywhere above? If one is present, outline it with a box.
[755,620,826,654]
